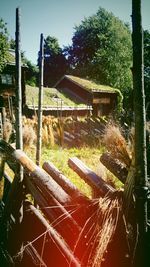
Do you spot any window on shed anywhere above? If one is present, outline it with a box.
[1,74,14,85]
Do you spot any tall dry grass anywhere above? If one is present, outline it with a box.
[103,123,131,169]
[22,115,56,148]
[87,196,121,267]
[3,120,13,142]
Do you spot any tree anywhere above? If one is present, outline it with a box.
[21,52,39,86]
[144,30,150,119]
[38,36,67,87]
[0,18,9,72]
[65,7,132,97]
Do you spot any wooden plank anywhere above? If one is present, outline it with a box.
[68,157,115,196]
[93,97,110,104]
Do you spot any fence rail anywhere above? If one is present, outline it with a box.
[0,139,130,267]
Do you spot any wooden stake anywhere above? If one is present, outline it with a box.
[15,7,23,151]
[36,33,44,166]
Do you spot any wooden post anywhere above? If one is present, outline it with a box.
[132,0,149,265]
[15,7,23,151]
[36,33,44,166]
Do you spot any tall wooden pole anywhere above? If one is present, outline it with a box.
[132,0,149,265]
[36,33,44,166]
[15,7,23,151]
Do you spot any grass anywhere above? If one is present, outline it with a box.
[65,75,117,92]
[25,85,86,107]
[24,144,106,198]
[25,143,123,198]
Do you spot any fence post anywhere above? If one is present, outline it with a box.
[132,0,149,266]
[36,33,44,166]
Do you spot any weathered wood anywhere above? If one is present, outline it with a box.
[100,152,128,184]
[15,8,24,240]
[0,156,5,181]
[25,176,81,247]
[15,7,23,151]
[23,202,81,267]
[131,1,149,266]
[42,161,93,227]
[68,157,115,196]
[43,161,89,203]
[36,33,44,166]
[0,141,81,243]
[23,243,47,267]
[0,141,71,205]
[2,172,12,203]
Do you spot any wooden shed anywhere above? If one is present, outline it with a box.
[0,49,26,114]
[55,75,118,116]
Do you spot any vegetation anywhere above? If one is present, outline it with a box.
[65,75,117,92]
[64,7,132,98]
[25,85,86,107]
[38,36,67,87]
[0,18,9,72]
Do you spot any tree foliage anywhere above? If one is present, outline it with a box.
[0,18,9,72]
[39,36,67,87]
[65,7,132,96]
[21,51,39,86]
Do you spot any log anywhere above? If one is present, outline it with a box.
[23,243,47,267]
[23,202,81,267]
[0,141,71,205]
[0,141,80,246]
[25,177,81,247]
[2,172,12,203]
[42,161,93,227]
[68,157,115,197]
[100,152,128,184]
[43,161,90,204]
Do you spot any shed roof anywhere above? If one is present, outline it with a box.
[56,75,118,94]
[4,49,27,67]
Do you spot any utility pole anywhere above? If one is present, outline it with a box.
[36,33,44,166]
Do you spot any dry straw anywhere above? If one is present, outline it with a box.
[88,196,120,267]
[103,123,131,169]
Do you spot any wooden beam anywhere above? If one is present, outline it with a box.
[68,157,115,197]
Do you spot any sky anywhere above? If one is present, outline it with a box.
[1,0,150,64]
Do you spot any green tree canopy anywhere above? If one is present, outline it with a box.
[39,36,67,87]
[0,18,9,72]
[65,7,132,96]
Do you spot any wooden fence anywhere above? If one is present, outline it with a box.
[0,139,131,267]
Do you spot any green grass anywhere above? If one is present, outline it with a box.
[25,85,86,107]
[25,145,107,198]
